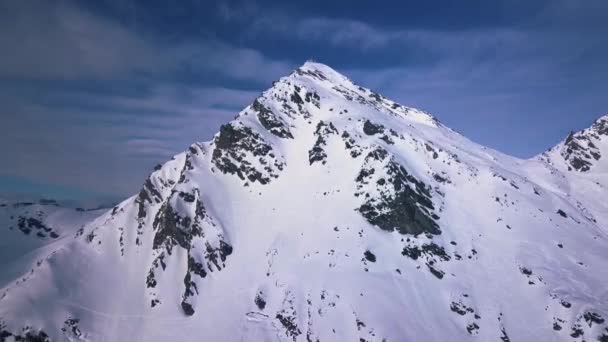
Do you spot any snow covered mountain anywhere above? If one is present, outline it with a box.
[1,62,607,342]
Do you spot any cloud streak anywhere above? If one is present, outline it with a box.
[0,0,290,198]
[0,0,294,83]
[0,81,260,196]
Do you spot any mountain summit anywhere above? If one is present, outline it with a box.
[1,62,607,342]
[540,115,608,173]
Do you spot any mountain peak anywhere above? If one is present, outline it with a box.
[540,113,608,172]
[593,113,608,131]
[299,60,339,75]
[595,113,608,121]
[291,60,353,87]
[247,60,440,129]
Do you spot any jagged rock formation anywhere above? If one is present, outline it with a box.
[541,116,608,172]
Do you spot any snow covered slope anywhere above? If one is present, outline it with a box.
[0,62,607,342]
[0,200,105,294]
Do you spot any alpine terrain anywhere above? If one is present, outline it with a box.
[1,62,607,342]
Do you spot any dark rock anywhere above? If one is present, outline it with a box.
[433,174,449,183]
[205,240,233,271]
[380,135,394,145]
[255,292,266,310]
[466,322,480,335]
[570,326,584,338]
[212,123,284,184]
[369,92,383,102]
[584,312,605,326]
[181,301,195,316]
[305,91,321,108]
[1,329,52,342]
[276,313,301,341]
[308,121,338,165]
[183,254,206,303]
[362,120,384,135]
[152,203,192,252]
[0,330,12,339]
[146,270,157,288]
[296,67,328,81]
[135,178,162,220]
[427,264,444,279]
[178,191,195,203]
[62,318,82,338]
[16,216,58,238]
[500,327,510,342]
[559,119,607,172]
[254,99,293,139]
[402,246,421,260]
[358,159,440,236]
[291,91,304,106]
[364,250,376,262]
[450,302,468,315]
[402,243,450,262]
[424,144,439,159]
[519,267,533,276]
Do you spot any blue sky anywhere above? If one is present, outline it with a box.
[1,0,607,201]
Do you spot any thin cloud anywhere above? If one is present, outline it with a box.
[0,0,293,83]
[124,138,177,157]
[0,80,259,196]
[0,0,288,198]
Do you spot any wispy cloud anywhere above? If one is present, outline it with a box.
[0,0,293,83]
[0,0,288,198]
[252,16,405,50]
[0,0,152,79]
[0,81,260,196]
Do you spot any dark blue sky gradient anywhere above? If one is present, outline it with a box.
[0,0,607,201]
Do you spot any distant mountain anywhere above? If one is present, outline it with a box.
[540,115,608,173]
[0,62,606,342]
[0,200,106,290]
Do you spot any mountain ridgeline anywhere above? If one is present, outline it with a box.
[1,62,607,342]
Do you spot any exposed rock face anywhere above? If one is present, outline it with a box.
[254,99,294,139]
[362,120,384,136]
[1,62,607,342]
[212,122,285,185]
[541,115,608,172]
[356,148,440,235]
[308,121,338,165]
[147,187,232,316]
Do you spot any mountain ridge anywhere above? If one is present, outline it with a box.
[0,61,607,342]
